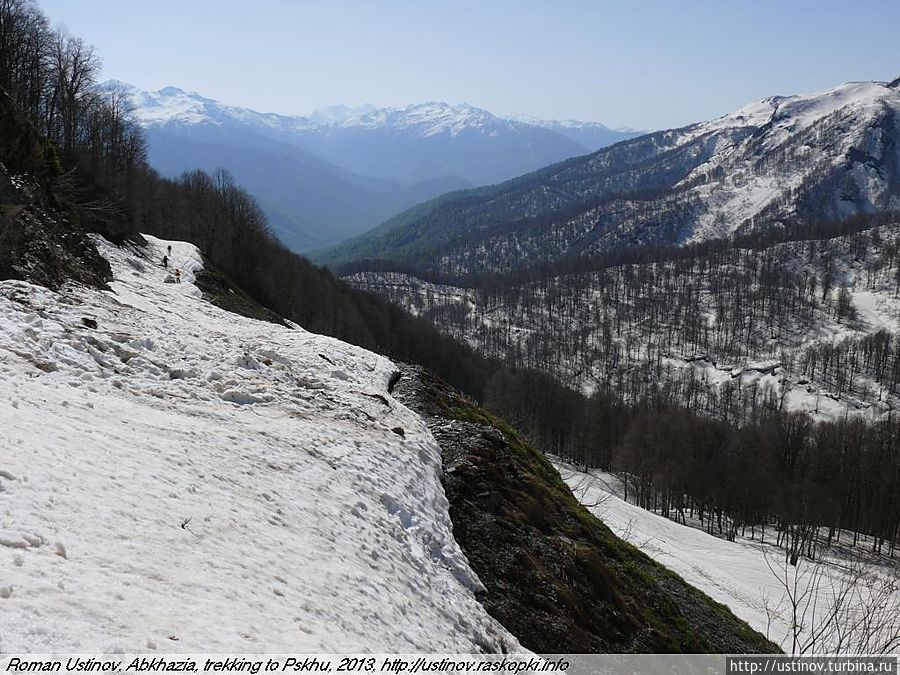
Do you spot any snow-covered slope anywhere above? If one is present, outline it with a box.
[668,80,900,244]
[556,461,900,655]
[0,237,517,652]
[347,223,900,422]
[322,78,900,276]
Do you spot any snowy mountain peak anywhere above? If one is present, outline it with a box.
[102,81,623,140]
[699,80,899,139]
[99,78,137,93]
[157,85,188,97]
[308,103,377,124]
[507,113,635,134]
[337,100,511,137]
[104,83,227,126]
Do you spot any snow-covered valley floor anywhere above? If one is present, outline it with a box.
[0,236,517,653]
[555,461,900,655]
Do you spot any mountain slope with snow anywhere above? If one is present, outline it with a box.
[320,78,900,276]
[0,236,517,652]
[347,222,900,423]
[109,82,638,252]
[117,82,636,185]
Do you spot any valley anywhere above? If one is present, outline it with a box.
[118,83,639,252]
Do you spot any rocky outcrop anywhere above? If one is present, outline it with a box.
[392,364,779,654]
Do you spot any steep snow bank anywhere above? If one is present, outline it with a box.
[0,236,516,653]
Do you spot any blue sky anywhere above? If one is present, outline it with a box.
[40,0,900,130]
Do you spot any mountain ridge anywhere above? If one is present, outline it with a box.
[319,77,900,275]
[106,80,637,145]
[109,81,640,252]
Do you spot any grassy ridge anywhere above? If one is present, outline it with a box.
[393,364,780,654]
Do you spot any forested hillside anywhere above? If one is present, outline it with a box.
[350,223,900,421]
[349,222,900,562]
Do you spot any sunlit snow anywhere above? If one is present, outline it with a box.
[0,237,517,653]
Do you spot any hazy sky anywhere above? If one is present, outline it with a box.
[39,0,900,130]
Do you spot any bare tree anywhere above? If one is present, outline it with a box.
[46,29,100,154]
[763,547,900,654]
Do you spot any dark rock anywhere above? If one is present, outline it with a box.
[387,370,401,393]
[362,393,390,407]
[193,262,287,326]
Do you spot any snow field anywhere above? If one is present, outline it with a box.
[0,236,517,653]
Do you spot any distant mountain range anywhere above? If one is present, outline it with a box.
[107,81,640,251]
[319,78,900,275]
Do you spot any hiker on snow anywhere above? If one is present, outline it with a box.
[162,255,168,269]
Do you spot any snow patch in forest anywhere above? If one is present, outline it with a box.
[555,460,900,655]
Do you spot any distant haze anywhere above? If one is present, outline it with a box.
[118,83,639,252]
[38,0,900,130]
